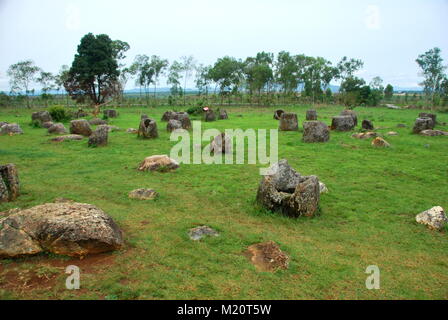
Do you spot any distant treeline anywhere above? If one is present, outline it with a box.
[3,33,448,109]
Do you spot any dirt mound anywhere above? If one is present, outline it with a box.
[244,241,289,272]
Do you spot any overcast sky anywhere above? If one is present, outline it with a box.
[0,0,447,91]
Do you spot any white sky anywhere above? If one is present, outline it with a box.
[0,0,447,91]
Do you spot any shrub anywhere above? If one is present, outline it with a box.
[48,106,70,122]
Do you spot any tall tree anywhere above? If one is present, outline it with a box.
[275,51,299,94]
[384,84,394,100]
[179,56,197,105]
[129,54,154,103]
[209,56,244,103]
[37,71,55,95]
[149,55,169,98]
[195,64,212,96]
[416,47,447,101]
[7,60,41,107]
[336,56,364,84]
[64,33,121,111]
[167,61,183,96]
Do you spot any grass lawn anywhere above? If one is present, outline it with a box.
[0,104,447,300]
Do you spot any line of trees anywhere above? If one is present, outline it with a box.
[4,33,448,109]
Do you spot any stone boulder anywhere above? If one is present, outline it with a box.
[218,109,229,120]
[98,125,120,133]
[188,226,219,241]
[386,104,401,110]
[416,206,447,231]
[302,121,330,143]
[138,118,158,139]
[161,111,176,122]
[88,125,109,147]
[89,118,107,125]
[0,164,20,203]
[413,117,434,133]
[70,119,92,136]
[274,109,285,120]
[0,121,8,128]
[387,131,398,136]
[50,135,84,142]
[73,109,88,118]
[340,110,358,126]
[279,113,299,131]
[0,123,23,135]
[306,110,317,121]
[47,123,67,135]
[419,113,437,126]
[420,130,448,136]
[31,111,52,126]
[128,188,159,200]
[138,155,179,172]
[175,112,192,129]
[126,128,138,134]
[371,137,390,147]
[204,110,216,122]
[103,109,118,118]
[0,202,123,258]
[362,120,374,130]
[331,116,354,131]
[42,121,54,129]
[210,133,232,154]
[256,160,320,218]
[167,119,183,132]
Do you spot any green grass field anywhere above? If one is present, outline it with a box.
[0,105,447,300]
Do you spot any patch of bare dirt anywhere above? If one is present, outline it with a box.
[243,241,289,272]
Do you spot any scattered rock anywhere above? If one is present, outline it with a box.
[340,110,358,126]
[31,111,52,126]
[0,123,23,135]
[416,206,447,231]
[306,110,317,121]
[0,202,124,258]
[42,121,54,129]
[420,130,448,136]
[73,108,88,118]
[89,118,107,125]
[88,125,109,147]
[279,113,299,131]
[210,133,232,154]
[274,109,285,120]
[50,134,84,142]
[47,123,67,134]
[331,116,355,131]
[0,164,20,203]
[386,104,401,110]
[126,128,138,134]
[413,117,434,133]
[0,121,8,128]
[256,160,320,218]
[70,119,93,136]
[188,226,219,241]
[352,132,378,139]
[98,125,120,132]
[371,137,390,147]
[218,109,229,120]
[138,118,158,139]
[319,182,328,194]
[387,131,398,136]
[167,119,183,132]
[103,109,118,118]
[302,121,330,143]
[204,110,216,122]
[138,155,179,172]
[128,188,159,200]
[362,120,374,130]
[244,241,289,272]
